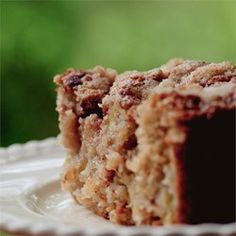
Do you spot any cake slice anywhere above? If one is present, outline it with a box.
[54,59,236,225]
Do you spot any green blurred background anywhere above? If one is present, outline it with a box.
[1,0,236,147]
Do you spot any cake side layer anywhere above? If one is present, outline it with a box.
[129,85,235,224]
[54,66,116,195]
[68,67,169,224]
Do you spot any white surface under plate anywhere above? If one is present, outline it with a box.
[0,138,235,236]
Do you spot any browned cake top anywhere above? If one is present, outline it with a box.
[103,59,236,111]
[102,68,166,110]
[171,60,235,87]
[54,59,236,118]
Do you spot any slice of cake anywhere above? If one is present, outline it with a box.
[54,59,236,225]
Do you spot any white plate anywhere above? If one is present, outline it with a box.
[0,138,235,236]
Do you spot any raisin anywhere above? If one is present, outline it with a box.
[123,134,137,150]
[66,72,86,88]
[81,96,104,118]
[105,169,116,182]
